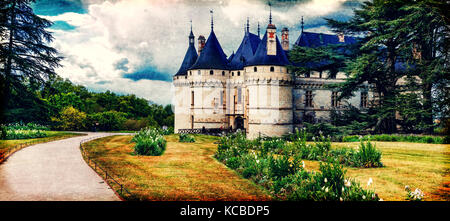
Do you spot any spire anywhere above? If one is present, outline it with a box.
[246,17,250,34]
[301,16,304,32]
[189,20,194,45]
[269,2,272,24]
[258,22,260,37]
[210,9,214,31]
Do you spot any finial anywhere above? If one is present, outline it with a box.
[246,17,250,33]
[301,16,304,32]
[269,2,272,24]
[210,10,214,31]
[258,22,260,37]
[190,19,193,32]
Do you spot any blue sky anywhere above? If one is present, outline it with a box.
[32,0,362,105]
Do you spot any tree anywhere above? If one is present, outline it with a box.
[51,106,86,131]
[0,0,62,124]
[323,0,448,133]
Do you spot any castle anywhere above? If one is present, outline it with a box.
[172,11,372,139]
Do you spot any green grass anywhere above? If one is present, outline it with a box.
[0,131,84,159]
[82,134,271,201]
[302,141,450,201]
[82,134,449,201]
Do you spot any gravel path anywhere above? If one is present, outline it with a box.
[0,132,132,201]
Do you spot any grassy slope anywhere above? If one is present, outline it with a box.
[83,134,271,201]
[302,141,450,201]
[0,131,83,155]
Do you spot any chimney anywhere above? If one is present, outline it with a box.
[198,35,206,54]
[338,32,345,43]
[281,27,289,51]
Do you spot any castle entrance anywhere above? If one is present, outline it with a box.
[234,116,244,130]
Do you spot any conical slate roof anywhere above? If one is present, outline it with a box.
[175,30,198,76]
[229,32,261,70]
[189,30,229,70]
[246,31,290,66]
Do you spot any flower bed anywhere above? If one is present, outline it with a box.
[131,128,167,156]
[214,131,380,201]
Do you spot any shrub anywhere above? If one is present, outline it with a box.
[4,129,48,140]
[87,111,127,131]
[132,128,167,156]
[353,140,383,168]
[51,106,87,131]
[179,133,195,143]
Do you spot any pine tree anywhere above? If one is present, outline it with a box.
[0,0,62,124]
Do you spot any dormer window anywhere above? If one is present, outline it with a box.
[270,66,275,72]
[210,70,214,75]
[237,71,240,76]
[232,72,234,76]
[222,71,225,76]
[254,67,257,72]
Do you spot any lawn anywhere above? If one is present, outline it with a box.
[0,131,84,159]
[82,134,271,201]
[302,141,450,201]
[83,134,449,201]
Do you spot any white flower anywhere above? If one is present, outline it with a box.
[367,178,373,186]
[324,178,328,183]
[340,197,343,201]
[379,198,383,201]
[344,179,351,187]
[362,195,366,200]
[342,187,345,192]
[325,187,329,193]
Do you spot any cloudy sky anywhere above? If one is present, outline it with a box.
[31,0,362,105]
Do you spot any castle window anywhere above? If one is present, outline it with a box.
[189,71,192,75]
[222,71,225,76]
[232,72,234,76]
[210,70,214,75]
[305,72,310,78]
[361,92,368,108]
[319,71,323,78]
[191,91,194,106]
[305,91,313,107]
[270,66,275,72]
[237,88,242,104]
[304,114,315,124]
[254,67,257,72]
[237,71,240,76]
[331,91,340,107]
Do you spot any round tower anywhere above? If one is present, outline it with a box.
[244,8,293,139]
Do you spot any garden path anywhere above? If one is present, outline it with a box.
[0,132,132,201]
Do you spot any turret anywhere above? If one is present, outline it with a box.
[281,27,289,51]
[198,35,206,54]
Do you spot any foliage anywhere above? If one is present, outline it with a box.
[86,111,127,131]
[3,129,47,140]
[51,106,86,131]
[132,128,167,156]
[405,185,424,201]
[4,122,49,131]
[0,0,62,124]
[342,134,445,144]
[179,133,195,143]
[214,133,380,201]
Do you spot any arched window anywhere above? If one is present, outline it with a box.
[254,67,257,72]
[222,71,225,76]
[237,71,240,76]
[210,70,214,75]
[270,66,274,72]
[232,72,234,76]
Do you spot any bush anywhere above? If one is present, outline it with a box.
[179,133,195,143]
[87,111,127,131]
[51,106,87,131]
[353,140,383,168]
[3,129,48,140]
[132,128,167,156]
[342,134,445,144]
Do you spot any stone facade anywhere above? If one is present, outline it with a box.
[173,16,372,138]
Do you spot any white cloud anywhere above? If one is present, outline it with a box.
[44,0,356,105]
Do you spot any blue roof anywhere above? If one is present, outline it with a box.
[246,31,290,66]
[229,32,261,70]
[189,30,229,70]
[294,31,357,48]
[175,31,198,76]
